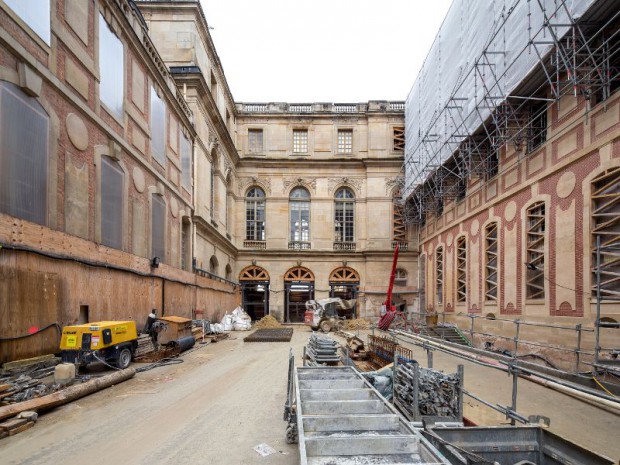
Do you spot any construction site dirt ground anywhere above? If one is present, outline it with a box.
[1,327,618,464]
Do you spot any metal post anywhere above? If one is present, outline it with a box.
[392,352,398,403]
[574,324,582,373]
[413,362,420,421]
[514,320,520,357]
[510,365,518,426]
[426,343,433,369]
[469,315,475,342]
[594,236,602,369]
[457,364,464,422]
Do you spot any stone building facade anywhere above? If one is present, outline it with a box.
[0,0,410,362]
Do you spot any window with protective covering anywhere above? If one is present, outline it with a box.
[99,14,124,118]
[100,156,124,250]
[150,86,166,165]
[456,237,467,303]
[290,187,310,242]
[181,131,192,190]
[151,194,166,262]
[0,81,49,225]
[395,269,408,287]
[245,187,265,241]
[591,168,620,301]
[485,222,498,301]
[334,187,355,242]
[436,247,444,305]
[248,129,263,154]
[526,202,545,299]
[4,0,50,44]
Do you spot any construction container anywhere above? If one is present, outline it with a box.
[158,316,192,345]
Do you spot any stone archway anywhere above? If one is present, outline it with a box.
[329,266,360,318]
[284,266,315,323]
[239,265,270,321]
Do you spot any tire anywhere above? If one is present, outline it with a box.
[116,347,132,369]
[319,319,332,333]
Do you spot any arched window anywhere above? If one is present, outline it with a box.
[0,81,50,225]
[209,255,219,275]
[100,155,124,249]
[245,187,265,241]
[395,268,408,287]
[334,187,354,243]
[289,187,310,248]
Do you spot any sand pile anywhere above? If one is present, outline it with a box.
[344,318,370,330]
[253,315,283,329]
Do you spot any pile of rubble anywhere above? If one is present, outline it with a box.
[254,315,282,329]
[344,318,370,330]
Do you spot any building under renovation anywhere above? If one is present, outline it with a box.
[0,0,411,362]
[404,0,620,364]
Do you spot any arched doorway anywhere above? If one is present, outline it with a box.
[239,266,270,321]
[284,266,315,322]
[329,267,360,318]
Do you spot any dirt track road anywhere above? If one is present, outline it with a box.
[1,327,618,464]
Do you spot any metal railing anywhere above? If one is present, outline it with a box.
[333,242,356,251]
[406,309,598,373]
[243,240,266,249]
[288,241,311,250]
[391,241,408,251]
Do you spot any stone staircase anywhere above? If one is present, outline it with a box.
[420,325,471,346]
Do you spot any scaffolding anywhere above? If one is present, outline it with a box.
[403,0,620,224]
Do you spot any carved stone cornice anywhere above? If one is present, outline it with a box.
[238,176,271,195]
[328,176,363,195]
[283,177,318,194]
[385,176,404,196]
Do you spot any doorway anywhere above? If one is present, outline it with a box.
[239,266,270,321]
[329,267,360,319]
[284,267,315,323]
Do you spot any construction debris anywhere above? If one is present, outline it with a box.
[0,368,136,422]
[393,361,463,422]
[244,328,293,343]
[0,417,35,439]
[0,369,60,405]
[305,334,340,365]
[344,318,370,330]
[253,315,282,329]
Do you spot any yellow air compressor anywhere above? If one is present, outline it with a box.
[60,321,138,369]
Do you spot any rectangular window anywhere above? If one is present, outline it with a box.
[101,156,124,250]
[337,129,352,154]
[150,86,166,164]
[181,131,192,191]
[436,247,443,305]
[456,237,467,303]
[99,14,124,118]
[526,202,545,299]
[393,127,405,152]
[248,129,263,154]
[0,82,49,225]
[246,200,265,241]
[151,195,166,263]
[485,223,498,301]
[4,0,50,44]
[293,129,308,154]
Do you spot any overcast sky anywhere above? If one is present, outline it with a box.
[200,0,453,103]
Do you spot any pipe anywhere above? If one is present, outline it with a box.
[392,330,620,416]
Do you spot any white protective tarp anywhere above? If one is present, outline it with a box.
[404,0,598,197]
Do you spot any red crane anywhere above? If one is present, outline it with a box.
[377,243,400,330]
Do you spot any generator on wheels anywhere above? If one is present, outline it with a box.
[60,321,138,369]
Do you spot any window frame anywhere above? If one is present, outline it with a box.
[334,187,355,243]
[248,128,264,154]
[4,0,51,46]
[99,155,125,250]
[436,246,444,306]
[150,85,166,165]
[525,201,546,300]
[456,237,467,303]
[337,128,353,154]
[289,187,311,242]
[485,222,498,301]
[151,193,166,263]
[292,129,308,154]
[98,13,125,119]
[245,187,266,241]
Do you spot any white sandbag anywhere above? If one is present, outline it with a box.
[220,314,233,331]
[233,320,251,331]
[210,323,224,333]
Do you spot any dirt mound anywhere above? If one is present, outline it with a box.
[253,315,283,329]
[344,318,370,330]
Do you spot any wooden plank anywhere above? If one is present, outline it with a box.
[8,421,34,436]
